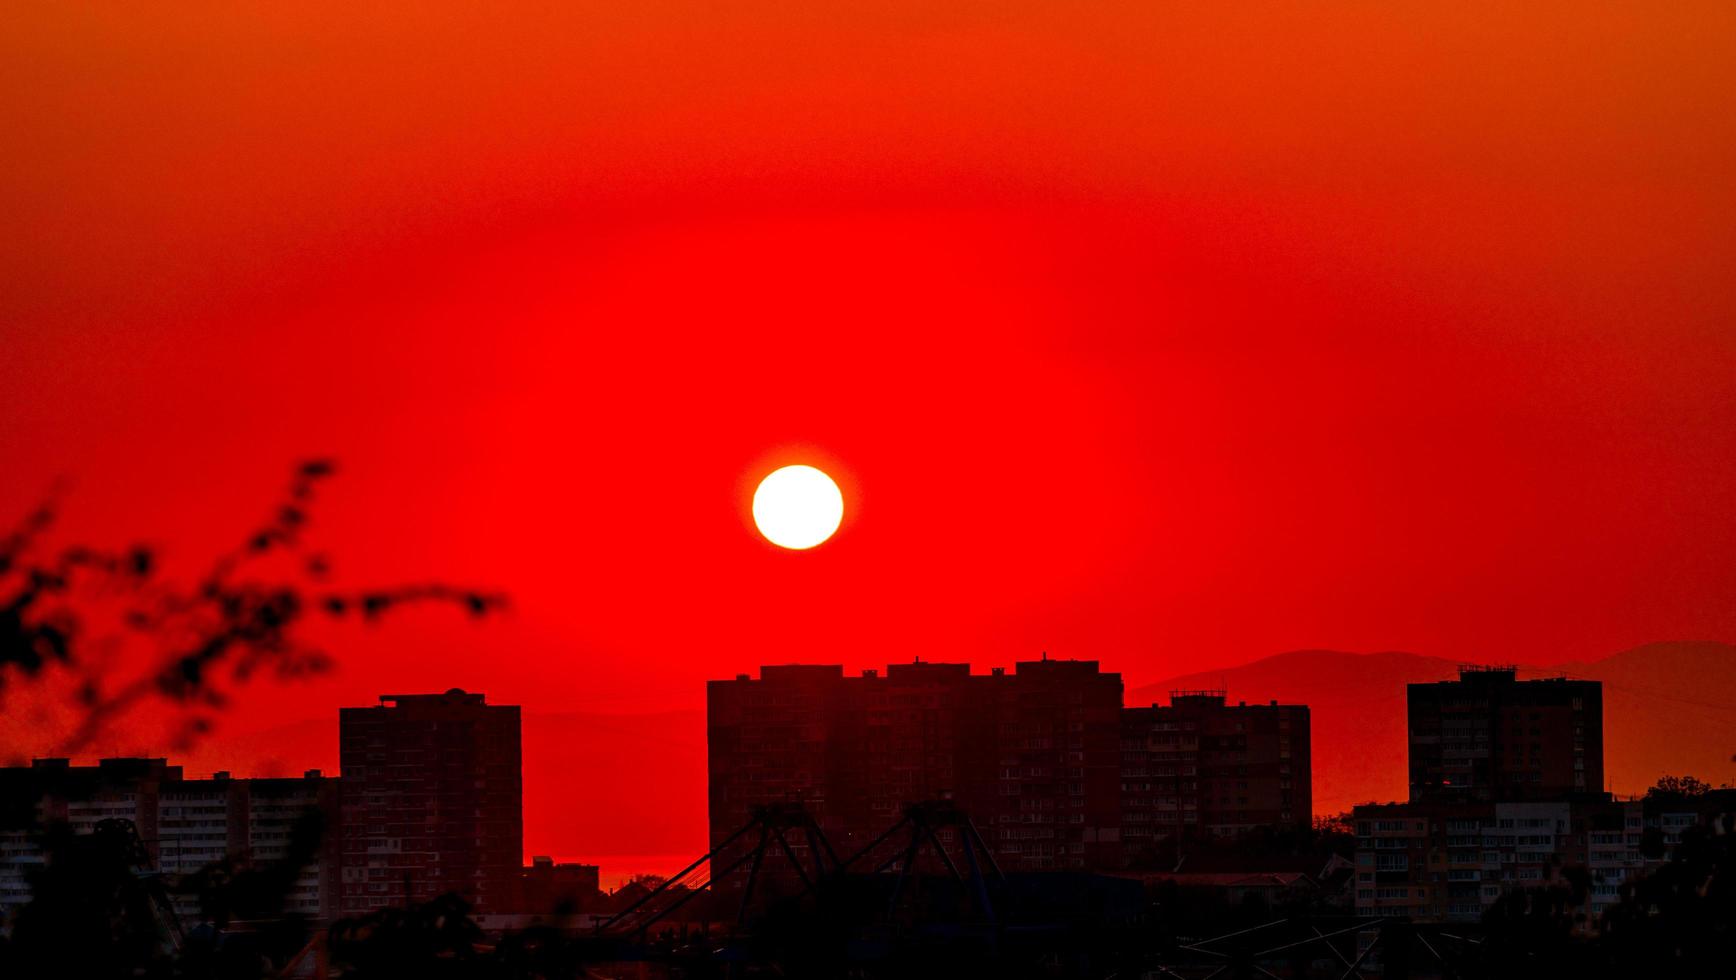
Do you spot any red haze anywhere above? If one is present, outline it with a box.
[3,4,1734,867]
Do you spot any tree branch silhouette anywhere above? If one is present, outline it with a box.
[0,459,505,755]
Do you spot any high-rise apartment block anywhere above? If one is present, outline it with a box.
[1351,667,1669,925]
[338,689,523,915]
[708,661,1312,875]
[1407,667,1603,802]
[1121,691,1310,860]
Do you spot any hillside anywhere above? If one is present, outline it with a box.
[1568,641,1736,797]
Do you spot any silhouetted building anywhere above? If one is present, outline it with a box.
[241,772,342,921]
[1352,669,1671,925]
[156,769,339,922]
[0,759,338,923]
[1,758,178,916]
[520,855,601,913]
[338,689,523,915]
[986,659,1125,868]
[709,661,1124,874]
[1351,796,1663,923]
[1407,667,1603,801]
[1120,691,1310,859]
[710,659,1239,878]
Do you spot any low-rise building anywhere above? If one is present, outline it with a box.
[520,856,602,913]
[0,759,338,926]
[1349,795,1711,924]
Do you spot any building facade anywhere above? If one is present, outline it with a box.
[1120,691,1311,860]
[709,660,1311,878]
[0,758,338,925]
[1351,794,1736,924]
[1407,667,1603,802]
[520,855,602,913]
[241,774,343,921]
[1352,667,1674,925]
[4,689,527,928]
[338,689,523,916]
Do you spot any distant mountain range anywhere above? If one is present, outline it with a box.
[1130,641,1736,814]
[182,641,1735,873]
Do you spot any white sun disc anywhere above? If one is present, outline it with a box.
[752,465,843,549]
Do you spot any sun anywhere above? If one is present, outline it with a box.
[752,465,844,550]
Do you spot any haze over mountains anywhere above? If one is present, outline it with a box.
[173,641,1734,877]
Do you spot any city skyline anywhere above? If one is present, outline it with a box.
[5,646,1729,975]
[5,660,1723,909]
[4,4,1732,974]
[7,5,1736,785]
[7,647,1727,890]
[9,641,1733,880]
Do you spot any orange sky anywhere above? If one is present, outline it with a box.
[4,4,1735,866]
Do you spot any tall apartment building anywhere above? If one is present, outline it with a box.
[1120,691,1310,860]
[983,659,1125,869]
[711,660,1309,878]
[1407,667,1603,802]
[0,759,338,924]
[709,659,1126,875]
[1354,667,1634,924]
[338,689,523,915]
[707,664,858,862]
[155,770,339,922]
[242,774,342,920]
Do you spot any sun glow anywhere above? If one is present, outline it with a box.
[752,465,844,550]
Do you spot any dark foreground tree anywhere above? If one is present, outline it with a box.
[1600,815,1735,979]
[1,820,179,979]
[1478,865,1597,978]
[1650,775,1714,799]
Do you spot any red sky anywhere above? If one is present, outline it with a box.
[4,4,1735,867]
